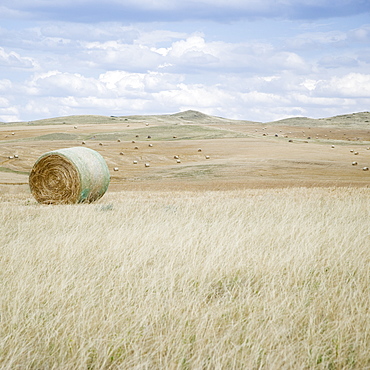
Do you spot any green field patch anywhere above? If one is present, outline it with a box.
[29,133,79,141]
[158,164,225,179]
[0,167,29,175]
[2,115,119,126]
[92,124,248,141]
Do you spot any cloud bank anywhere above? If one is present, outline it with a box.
[0,1,369,122]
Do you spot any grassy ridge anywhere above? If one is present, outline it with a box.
[1,188,370,368]
[19,124,249,142]
[2,110,370,129]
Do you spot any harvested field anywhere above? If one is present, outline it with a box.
[1,110,370,193]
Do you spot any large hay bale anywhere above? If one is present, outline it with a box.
[29,147,110,204]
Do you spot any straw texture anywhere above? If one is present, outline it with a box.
[29,147,110,204]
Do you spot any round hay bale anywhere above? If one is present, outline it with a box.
[29,147,110,205]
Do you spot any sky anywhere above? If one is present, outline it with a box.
[0,0,369,123]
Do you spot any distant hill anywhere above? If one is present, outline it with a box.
[267,111,370,128]
[2,110,370,129]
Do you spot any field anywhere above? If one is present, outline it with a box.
[1,110,370,191]
[1,111,370,368]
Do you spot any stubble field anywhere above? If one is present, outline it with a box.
[1,111,370,368]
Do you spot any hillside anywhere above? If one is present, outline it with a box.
[1,110,370,193]
[2,110,370,129]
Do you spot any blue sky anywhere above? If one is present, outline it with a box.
[0,0,369,122]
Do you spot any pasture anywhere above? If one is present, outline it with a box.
[1,111,370,368]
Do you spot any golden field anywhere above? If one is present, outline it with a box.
[1,188,370,368]
[1,111,370,368]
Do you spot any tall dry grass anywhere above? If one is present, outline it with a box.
[1,187,370,369]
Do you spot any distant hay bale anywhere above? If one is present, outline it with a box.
[148,144,153,147]
[29,147,110,205]
[145,163,150,167]
[363,167,369,171]
[113,167,119,171]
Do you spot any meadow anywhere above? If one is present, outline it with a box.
[1,187,370,369]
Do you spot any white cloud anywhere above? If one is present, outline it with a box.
[284,30,347,50]
[83,41,163,71]
[348,24,370,42]
[0,79,13,92]
[0,10,369,123]
[316,73,370,97]
[0,47,36,69]
[26,71,106,97]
